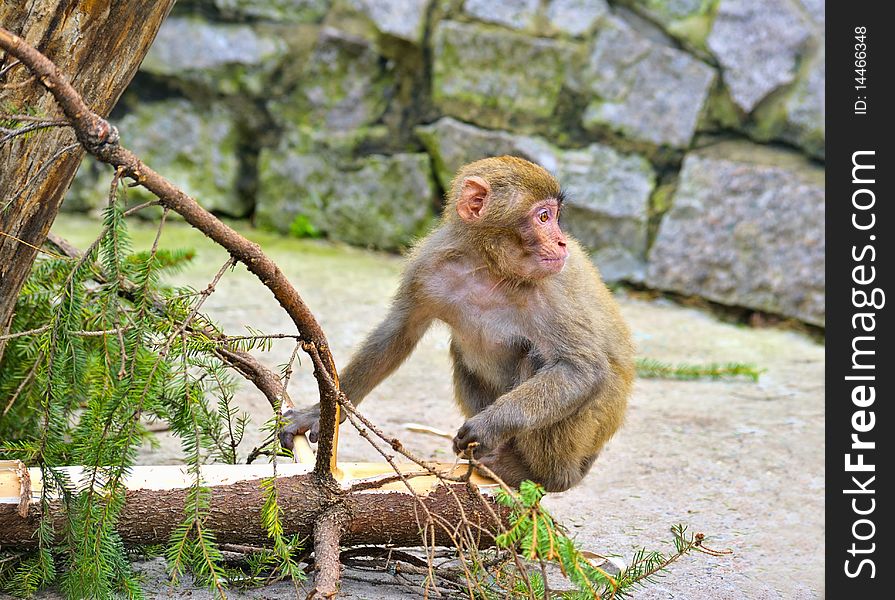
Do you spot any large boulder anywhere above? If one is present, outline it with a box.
[124,99,247,216]
[579,17,715,148]
[256,149,437,250]
[416,117,554,189]
[706,0,813,113]
[779,47,824,158]
[647,142,824,325]
[140,17,288,96]
[417,117,655,281]
[269,27,395,131]
[556,145,655,281]
[430,21,572,129]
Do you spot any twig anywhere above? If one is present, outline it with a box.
[0,59,21,77]
[0,230,68,260]
[0,119,69,144]
[219,543,270,555]
[3,351,43,417]
[0,113,66,124]
[123,200,160,216]
[0,324,129,341]
[0,74,34,89]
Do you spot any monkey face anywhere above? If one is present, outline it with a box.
[514,198,568,279]
[452,157,569,282]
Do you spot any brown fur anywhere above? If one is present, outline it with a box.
[281,156,635,492]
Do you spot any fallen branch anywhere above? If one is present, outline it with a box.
[0,461,506,549]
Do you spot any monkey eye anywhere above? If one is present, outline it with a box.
[537,209,550,223]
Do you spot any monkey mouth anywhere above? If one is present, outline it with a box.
[539,256,567,272]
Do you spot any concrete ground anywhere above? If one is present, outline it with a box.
[22,216,824,599]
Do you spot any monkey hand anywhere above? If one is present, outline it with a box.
[279,404,350,449]
[279,405,323,449]
[453,414,502,459]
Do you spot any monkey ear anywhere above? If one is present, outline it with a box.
[456,176,491,222]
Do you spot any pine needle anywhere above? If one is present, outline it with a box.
[636,358,764,382]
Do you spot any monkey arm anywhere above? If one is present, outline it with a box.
[452,356,607,454]
[280,288,433,448]
[339,295,433,407]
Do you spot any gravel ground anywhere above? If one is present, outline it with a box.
[8,216,823,599]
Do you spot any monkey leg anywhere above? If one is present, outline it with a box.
[478,439,592,493]
[506,414,611,493]
[477,440,533,489]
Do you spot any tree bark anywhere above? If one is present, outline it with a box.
[0,0,176,355]
[0,462,506,548]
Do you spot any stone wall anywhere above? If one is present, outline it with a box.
[63,0,825,326]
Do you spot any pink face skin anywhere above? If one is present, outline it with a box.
[519,198,568,279]
[454,178,568,281]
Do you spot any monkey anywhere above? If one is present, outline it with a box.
[280,156,635,493]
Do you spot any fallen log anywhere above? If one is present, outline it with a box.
[0,460,506,549]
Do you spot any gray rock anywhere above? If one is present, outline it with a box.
[707,0,813,113]
[735,0,823,160]
[141,18,287,96]
[431,21,571,129]
[464,0,608,37]
[416,117,555,189]
[554,145,655,281]
[780,47,825,159]
[647,142,824,325]
[463,0,540,31]
[580,17,715,148]
[63,160,115,214]
[797,0,825,25]
[65,99,246,217]
[416,117,655,281]
[545,0,610,37]
[213,0,330,22]
[126,99,247,216]
[256,150,437,249]
[782,0,824,158]
[347,0,431,44]
[617,0,716,47]
[270,27,394,131]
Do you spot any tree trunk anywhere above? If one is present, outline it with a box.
[0,0,176,354]
[0,461,506,548]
